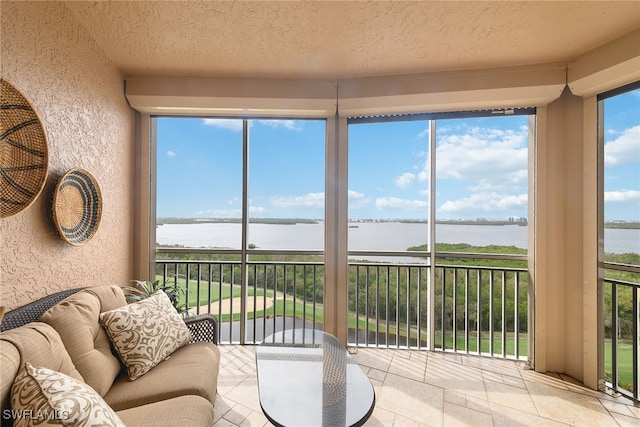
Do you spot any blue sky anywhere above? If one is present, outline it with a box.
[157,89,639,221]
[603,89,640,221]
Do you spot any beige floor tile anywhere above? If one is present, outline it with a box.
[369,377,384,398]
[525,379,619,426]
[599,398,639,418]
[214,418,239,427]
[485,379,538,415]
[389,351,427,382]
[377,373,444,425]
[490,402,569,427]
[222,402,254,426]
[444,390,468,406]
[214,395,235,424]
[353,348,394,372]
[610,411,640,427]
[363,405,396,427]
[392,413,429,427]
[444,390,491,415]
[444,401,493,427]
[225,375,262,414]
[239,410,269,427]
[217,365,253,396]
[367,367,388,383]
[426,353,487,401]
[627,404,640,418]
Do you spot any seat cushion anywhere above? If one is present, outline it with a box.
[39,285,126,397]
[10,363,125,427]
[116,395,214,427]
[104,341,220,411]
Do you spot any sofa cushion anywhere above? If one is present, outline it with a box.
[0,322,83,418]
[99,291,191,381]
[116,395,214,427]
[104,341,220,411]
[39,285,126,396]
[11,362,125,427]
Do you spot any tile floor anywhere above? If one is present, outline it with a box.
[213,345,639,427]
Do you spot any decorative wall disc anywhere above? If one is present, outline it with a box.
[52,169,102,246]
[0,78,49,219]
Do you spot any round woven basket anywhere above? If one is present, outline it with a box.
[52,169,102,246]
[0,78,49,219]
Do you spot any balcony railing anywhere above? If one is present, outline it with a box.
[348,257,528,360]
[155,248,528,359]
[603,262,640,402]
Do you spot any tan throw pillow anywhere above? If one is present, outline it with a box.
[10,362,125,427]
[99,290,191,381]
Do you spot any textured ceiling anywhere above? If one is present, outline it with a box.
[64,1,640,79]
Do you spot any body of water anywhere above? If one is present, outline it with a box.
[156,222,640,255]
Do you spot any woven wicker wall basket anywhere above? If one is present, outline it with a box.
[52,169,102,246]
[0,78,49,219]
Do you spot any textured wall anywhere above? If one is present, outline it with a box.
[1,2,134,310]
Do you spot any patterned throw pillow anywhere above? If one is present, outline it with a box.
[10,362,125,427]
[99,290,191,380]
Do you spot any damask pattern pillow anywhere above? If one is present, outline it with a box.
[10,362,125,427]
[99,290,191,380]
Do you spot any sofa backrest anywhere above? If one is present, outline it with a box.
[39,285,127,397]
[0,322,83,423]
[0,288,84,332]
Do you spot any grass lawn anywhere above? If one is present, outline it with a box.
[604,339,636,393]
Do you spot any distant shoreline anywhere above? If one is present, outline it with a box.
[157,217,640,229]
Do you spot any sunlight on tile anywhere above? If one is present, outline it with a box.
[214,346,638,426]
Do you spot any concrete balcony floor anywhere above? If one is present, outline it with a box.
[214,345,639,427]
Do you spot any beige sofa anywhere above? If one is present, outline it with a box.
[0,285,220,426]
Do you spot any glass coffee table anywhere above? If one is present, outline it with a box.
[256,329,375,427]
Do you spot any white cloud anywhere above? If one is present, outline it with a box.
[349,190,371,210]
[605,190,640,202]
[193,208,241,218]
[271,192,324,209]
[394,172,415,188]
[166,150,177,157]
[194,201,268,218]
[439,192,527,213]
[249,206,269,215]
[417,125,430,139]
[258,120,302,131]
[604,126,640,166]
[436,126,528,190]
[202,118,243,131]
[376,197,428,211]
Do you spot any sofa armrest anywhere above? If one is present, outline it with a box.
[184,314,218,345]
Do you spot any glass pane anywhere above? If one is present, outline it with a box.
[247,119,326,250]
[435,115,529,253]
[155,117,243,249]
[348,120,430,257]
[602,87,640,397]
[603,89,640,257]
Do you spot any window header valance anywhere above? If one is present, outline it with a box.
[125,64,566,118]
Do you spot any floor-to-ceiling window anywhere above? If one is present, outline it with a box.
[346,111,532,358]
[154,117,327,343]
[599,82,640,400]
